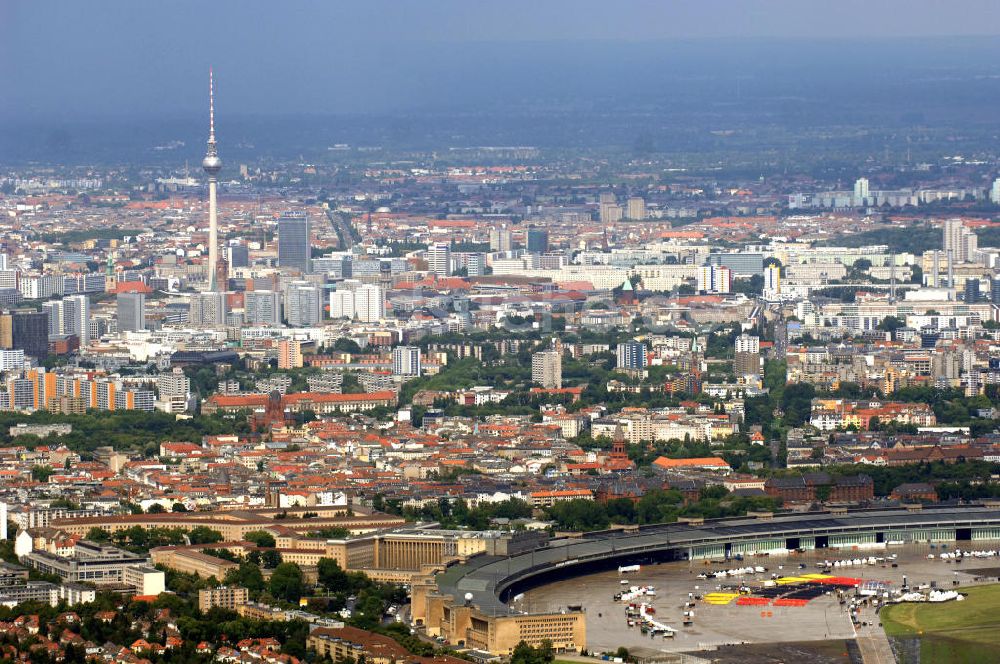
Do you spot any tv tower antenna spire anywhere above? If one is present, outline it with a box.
[202,68,223,291]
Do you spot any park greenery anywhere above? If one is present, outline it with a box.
[0,409,247,456]
[882,583,1000,664]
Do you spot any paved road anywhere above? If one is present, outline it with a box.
[327,209,356,250]
[854,606,896,664]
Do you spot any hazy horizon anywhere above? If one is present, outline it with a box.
[6,2,1000,164]
[5,0,1000,122]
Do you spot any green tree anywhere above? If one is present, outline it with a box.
[269,562,306,603]
[188,526,224,545]
[877,315,906,332]
[317,557,350,592]
[86,527,112,542]
[224,562,266,596]
[510,640,555,664]
[243,530,276,548]
[31,465,55,482]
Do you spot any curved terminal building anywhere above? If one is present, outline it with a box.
[411,504,1000,655]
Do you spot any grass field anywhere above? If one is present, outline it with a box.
[881,584,1000,664]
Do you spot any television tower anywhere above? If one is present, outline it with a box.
[202,68,223,291]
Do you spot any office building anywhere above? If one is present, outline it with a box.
[43,296,89,345]
[991,178,1000,205]
[42,301,62,337]
[526,229,549,253]
[965,278,982,304]
[1,311,49,360]
[616,341,648,370]
[763,265,782,297]
[392,346,422,377]
[284,282,323,327]
[354,284,385,323]
[706,253,764,276]
[188,292,227,328]
[22,540,155,588]
[427,242,451,277]
[626,196,646,220]
[531,350,562,389]
[278,212,311,273]
[116,292,146,333]
[227,243,250,269]
[244,290,281,326]
[734,334,761,377]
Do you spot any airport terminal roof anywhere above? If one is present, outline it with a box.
[435,505,1000,616]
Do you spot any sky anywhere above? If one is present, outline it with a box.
[3,0,1000,121]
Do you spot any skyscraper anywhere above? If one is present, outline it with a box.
[116,293,146,333]
[853,177,870,207]
[284,281,323,327]
[532,350,562,389]
[489,226,513,252]
[227,243,250,269]
[63,294,91,345]
[244,290,281,326]
[188,292,227,328]
[427,242,451,277]
[600,201,623,223]
[626,197,646,220]
[278,212,311,273]
[354,284,385,323]
[1,311,48,360]
[526,229,549,253]
[203,69,223,291]
[964,278,981,304]
[392,346,422,377]
[943,218,977,264]
[329,289,355,320]
[763,265,782,297]
[42,301,62,336]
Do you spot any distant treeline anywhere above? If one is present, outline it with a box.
[816,224,1000,254]
[817,225,940,254]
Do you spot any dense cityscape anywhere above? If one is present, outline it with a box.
[7,3,1000,664]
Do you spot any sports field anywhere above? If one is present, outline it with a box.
[881,584,1000,664]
